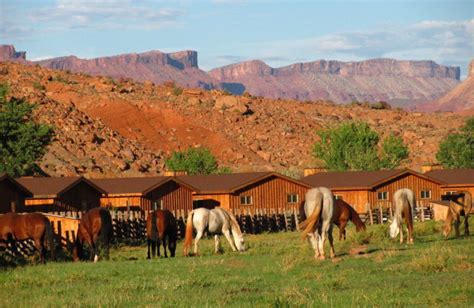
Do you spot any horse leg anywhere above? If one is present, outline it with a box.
[157,240,161,257]
[328,225,336,258]
[147,239,151,259]
[399,221,404,244]
[307,232,319,259]
[339,220,347,241]
[163,238,168,258]
[454,214,461,238]
[214,235,220,254]
[317,231,326,260]
[443,211,453,238]
[34,238,45,264]
[222,229,237,252]
[194,230,204,256]
[406,217,414,244]
[464,214,469,236]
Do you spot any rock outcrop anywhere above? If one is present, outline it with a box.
[209,58,460,107]
[0,45,27,62]
[417,60,474,114]
[36,50,216,89]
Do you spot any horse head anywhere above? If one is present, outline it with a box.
[389,219,399,238]
[234,233,246,252]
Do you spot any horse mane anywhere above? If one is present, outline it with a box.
[348,205,366,232]
[220,208,243,237]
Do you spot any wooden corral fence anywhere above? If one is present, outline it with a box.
[363,200,434,225]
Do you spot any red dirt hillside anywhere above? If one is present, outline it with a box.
[0,62,467,177]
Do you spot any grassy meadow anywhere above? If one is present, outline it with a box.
[0,221,473,307]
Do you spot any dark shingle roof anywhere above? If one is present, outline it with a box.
[92,177,170,195]
[0,173,32,196]
[17,177,104,197]
[425,169,474,186]
[177,172,309,193]
[300,169,443,190]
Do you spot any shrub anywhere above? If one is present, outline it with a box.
[436,117,474,168]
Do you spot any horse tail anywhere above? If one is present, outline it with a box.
[150,211,158,242]
[348,206,366,232]
[99,209,113,245]
[299,191,323,239]
[183,210,194,256]
[44,218,55,261]
[403,191,413,224]
[298,200,306,221]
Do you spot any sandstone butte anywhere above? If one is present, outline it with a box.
[1,45,467,112]
[0,60,468,178]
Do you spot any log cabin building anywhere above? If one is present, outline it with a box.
[91,177,196,212]
[425,169,474,197]
[17,177,105,212]
[177,172,311,213]
[0,173,32,213]
[300,169,445,213]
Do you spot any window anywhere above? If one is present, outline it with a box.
[287,194,298,203]
[377,191,388,200]
[420,190,431,199]
[334,195,343,200]
[240,195,253,205]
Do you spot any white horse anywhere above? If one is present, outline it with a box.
[183,207,245,256]
[389,188,415,244]
[299,187,335,260]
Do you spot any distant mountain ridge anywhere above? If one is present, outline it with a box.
[0,45,463,109]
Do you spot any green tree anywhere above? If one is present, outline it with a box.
[165,147,230,175]
[312,122,409,171]
[436,117,474,168]
[0,84,54,176]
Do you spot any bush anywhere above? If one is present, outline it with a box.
[171,86,183,96]
[0,84,54,176]
[370,101,391,110]
[165,147,230,175]
[436,117,474,168]
[312,121,409,171]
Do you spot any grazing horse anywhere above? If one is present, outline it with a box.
[389,188,415,244]
[146,209,177,258]
[443,191,472,238]
[0,212,55,263]
[73,208,113,262]
[299,187,335,260]
[333,199,366,240]
[183,207,245,256]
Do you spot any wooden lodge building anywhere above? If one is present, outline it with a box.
[177,172,311,213]
[91,177,196,212]
[425,169,474,197]
[16,177,105,212]
[300,169,446,213]
[0,173,32,213]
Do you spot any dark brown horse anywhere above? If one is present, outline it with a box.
[333,199,366,240]
[443,191,472,238]
[147,209,177,258]
[73,208,113,262]
[0,212,55,263]
[299,199,366,241]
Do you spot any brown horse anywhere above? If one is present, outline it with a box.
[0,212,55,263]
[443,191,472,238]
[73,208,113,262]
[147,209,177,258]
[333,199,366,240]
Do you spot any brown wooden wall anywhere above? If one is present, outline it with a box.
[229,176,309,213]
[0,180,27,213]
[369,174,441,208]
[101,182,194,213]
[332,190,369,213]
[192,194,230,210]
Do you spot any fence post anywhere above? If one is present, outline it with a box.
[294,208,300,231]
[420,202,425,222]
[367,203,373,225]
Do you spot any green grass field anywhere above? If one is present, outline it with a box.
[0,221,473,307]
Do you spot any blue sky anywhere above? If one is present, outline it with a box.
[1,0,473,76]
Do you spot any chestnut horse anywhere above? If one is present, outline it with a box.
[146,209,177,258]
[443,191,472,238]
[73,208,113,262]
[0,212,55,263]
[333,199,366,240]
[389,188,415,244]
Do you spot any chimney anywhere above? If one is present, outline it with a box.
[304,167,327,177]
[164,170,188,176]
[421,163,442,173]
